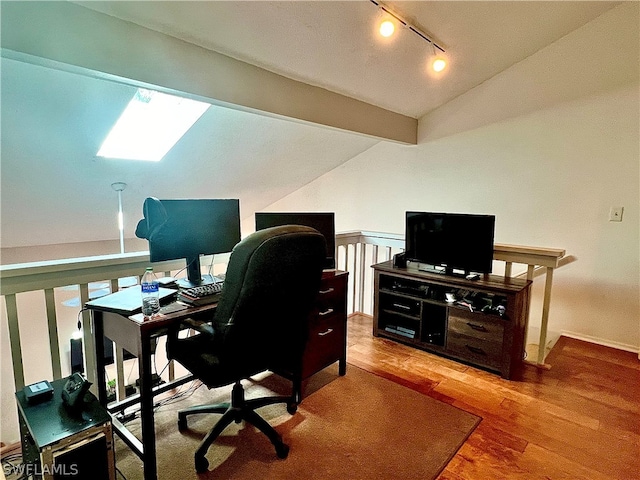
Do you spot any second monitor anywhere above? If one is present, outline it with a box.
[255,212,336,270]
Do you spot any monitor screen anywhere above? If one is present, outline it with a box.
[255,212,336,269]
[135,198,241,286]
[405,212,495,275]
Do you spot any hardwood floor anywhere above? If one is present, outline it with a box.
[346,314,640,480]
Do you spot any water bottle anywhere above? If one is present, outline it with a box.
[141,267,160,316]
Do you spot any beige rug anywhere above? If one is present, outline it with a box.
[115,365,480,480]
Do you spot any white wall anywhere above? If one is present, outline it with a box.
[267,5,640,352]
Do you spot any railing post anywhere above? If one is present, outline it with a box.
[109,278,127,401]
[505,261,513,278]
[79,283,96,389]
[537,267,555,366]
[358,243,366,313]
[5,293,25,390]
[44,288,62,380]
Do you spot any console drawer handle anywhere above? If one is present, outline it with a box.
[466,345,486,356]
[318,328,334,337]
[393,303,412,311]
[466,322,488,332]
[319,288,335,295]
[319,308,334,317]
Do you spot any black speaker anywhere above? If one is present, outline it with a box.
[393,252,407,268]
[70,338,84,374]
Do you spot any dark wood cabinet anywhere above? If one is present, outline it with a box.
[373,261,531,379]
[274,270,348,400]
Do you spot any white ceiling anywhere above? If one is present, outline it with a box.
[0,1,621,250]
[75,1,619,118]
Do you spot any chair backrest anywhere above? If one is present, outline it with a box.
[212,225,327,375]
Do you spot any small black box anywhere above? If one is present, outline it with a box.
[23,380,53,404]
[393,252,407,268]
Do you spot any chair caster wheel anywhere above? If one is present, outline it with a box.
[276,442,290,459]
[286,402,297,414]
[195,455,209,473]
[178,416,187,432]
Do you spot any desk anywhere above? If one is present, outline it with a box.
[89,299,216,480]
[87,270,348,480]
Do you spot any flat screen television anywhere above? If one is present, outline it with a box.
[255,212,336,270]
[405,212,495,275]
[135,198,241,287]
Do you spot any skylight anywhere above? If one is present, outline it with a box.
[97,88,210,161]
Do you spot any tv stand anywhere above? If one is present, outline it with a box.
[373,261,532,379]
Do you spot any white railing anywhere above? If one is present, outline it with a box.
[0,232,565,403]
[0,253,208,391]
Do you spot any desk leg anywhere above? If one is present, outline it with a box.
[92,311,108,405]
[138,334,158,480]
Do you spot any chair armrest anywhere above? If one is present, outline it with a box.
[180,318,215,335]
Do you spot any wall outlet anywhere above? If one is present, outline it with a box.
[609,206,624,222]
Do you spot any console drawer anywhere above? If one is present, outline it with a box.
[447,311,504,369]
[446,333,503,369]
[447,310,504,343]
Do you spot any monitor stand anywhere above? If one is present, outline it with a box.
[178,256,225,289]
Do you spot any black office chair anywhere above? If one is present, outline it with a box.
[166,225,326,473]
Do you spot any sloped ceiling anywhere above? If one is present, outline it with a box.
[0,1,621,250]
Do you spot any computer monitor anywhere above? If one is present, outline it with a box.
[135,198,241,287]
[255,212,336,269]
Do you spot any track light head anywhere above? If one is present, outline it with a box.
[379,19,395,37]
[432,57,447,73]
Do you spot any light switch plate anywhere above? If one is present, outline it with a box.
[609,207,624,222]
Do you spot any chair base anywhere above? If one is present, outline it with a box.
[178,381,296,473]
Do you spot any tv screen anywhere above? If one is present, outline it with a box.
[405,212,495,275]
[255,212,336,270]
[135,198,241,287]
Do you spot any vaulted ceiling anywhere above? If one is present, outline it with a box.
[0,1,621,250]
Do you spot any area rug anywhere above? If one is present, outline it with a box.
[115,365,480,480]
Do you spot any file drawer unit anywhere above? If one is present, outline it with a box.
[275,270,348,400]
[373,261,531,379]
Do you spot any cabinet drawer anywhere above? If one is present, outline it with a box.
[446,333,503,369]
[447,310,504,369]
[303,311,344,377]
[379,293,421,317]
[314,278,346,315]
[448,310,504,343]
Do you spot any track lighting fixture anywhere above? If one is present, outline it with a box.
[370,0,447,73]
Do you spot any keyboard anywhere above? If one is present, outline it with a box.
[177,282,224,306]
